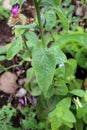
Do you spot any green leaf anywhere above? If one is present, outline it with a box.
[77,104,87,118]
[62,110,76,123]
[45,10,57,31]
[54,0,62,5]
[67,59,77,72]
[32,48,56,96]
[44,34,53,45]
[9,0,25,5]
[0,64,6,71]
[25,31,40,50]
[15,24,36,29]
[84,90,87,102]
[55,59,76,81]
[75,47,87,69]
[64,59,77,80]
[48,97,75,130]
[54,79,68,96]
[25,31,39,44]
[36,96,59,120]
[63,121,73,128]
[15,28,25,37]
[69,89,85,97]
[48,112,63,130]
[27,68,35,83]
[0,44,11,56]
[25,68,35,92]
[53,32,87,49]
[50,46,67,64]
[40,0,56,6]
[40,0,69,30]
[22,51,31,61]
[0,55,6,61]
[65,63,73,79]
[63,0,72,6]
[53,6,69,30]
[0,46,6,54]
[69,79,82,90]
[83,114,87,124]
[60,125,71,130]
[15,24,36,36]
[56,97,71,109]
[6,36,23,60]
[57,99,76,123]
[41,0,69,30]
[74,119,84,130]
[31,86,42,96]
[55,66,65,79]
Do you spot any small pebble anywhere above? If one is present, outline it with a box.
[16,88,27,97]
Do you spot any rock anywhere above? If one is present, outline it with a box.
[18,78,27,86]
[15,88,27,97]
[0,72,19,94]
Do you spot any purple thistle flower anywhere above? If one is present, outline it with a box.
[11,4,19,16]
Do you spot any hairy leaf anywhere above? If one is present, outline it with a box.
[6,36,23,60]
[32,48,56,96]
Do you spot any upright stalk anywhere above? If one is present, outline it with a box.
[33,0,45,47]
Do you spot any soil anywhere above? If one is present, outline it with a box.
[0,19,13,45]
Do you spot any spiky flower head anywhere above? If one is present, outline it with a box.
[11,3,20,16]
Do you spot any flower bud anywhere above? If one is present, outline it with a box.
[11,4,20,16]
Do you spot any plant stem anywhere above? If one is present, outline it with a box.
[33,0,45,47]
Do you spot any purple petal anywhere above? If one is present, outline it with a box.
[19,98,25,105]
[11,5,19,16]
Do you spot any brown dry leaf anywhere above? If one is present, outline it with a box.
[0,72,19,94]
[75,5,83,17]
